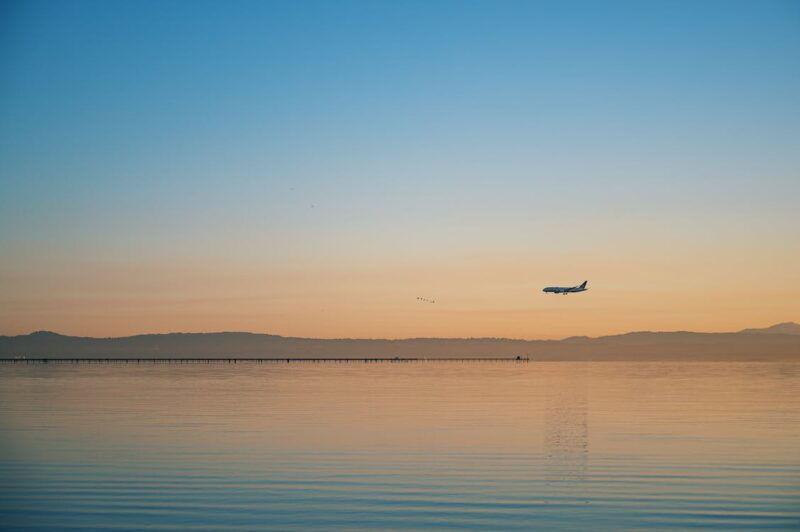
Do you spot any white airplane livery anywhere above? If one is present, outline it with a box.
[543,280,588,295]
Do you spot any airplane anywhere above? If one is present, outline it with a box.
[543,280,588,295]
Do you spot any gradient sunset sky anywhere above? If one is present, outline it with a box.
[1,0,798,339]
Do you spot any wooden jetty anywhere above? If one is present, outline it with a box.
[0,356,529,364]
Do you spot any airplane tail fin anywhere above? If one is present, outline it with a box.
[579,281,587,289]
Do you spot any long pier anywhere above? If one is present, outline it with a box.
[0,357,529,364]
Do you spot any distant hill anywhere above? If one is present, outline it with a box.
[1,323,799,361]
[739,322,800,335]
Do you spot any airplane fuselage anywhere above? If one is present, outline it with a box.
[543,281,588,294]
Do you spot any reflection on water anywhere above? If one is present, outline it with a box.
[544,363,588,484]
[1,361,799,530]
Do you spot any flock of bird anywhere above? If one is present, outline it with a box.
[416,297,436,304]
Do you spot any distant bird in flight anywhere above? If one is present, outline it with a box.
[542,280,588,295]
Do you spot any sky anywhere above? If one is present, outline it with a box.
[1,0,798,339]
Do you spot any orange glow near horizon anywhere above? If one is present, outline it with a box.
[1,244,798,339]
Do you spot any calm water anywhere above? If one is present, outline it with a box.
[1,361,799,530]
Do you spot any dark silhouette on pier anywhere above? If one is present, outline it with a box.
[1,357,529,365]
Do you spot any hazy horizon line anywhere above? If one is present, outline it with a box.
[6,321,797,343]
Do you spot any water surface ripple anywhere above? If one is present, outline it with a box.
[1,362,798,530]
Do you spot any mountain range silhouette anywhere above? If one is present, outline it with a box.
[1,323,798,360]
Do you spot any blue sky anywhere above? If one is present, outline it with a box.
[1,1,798,337]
